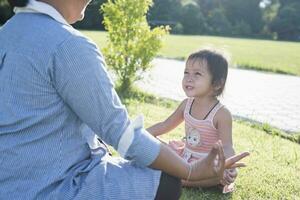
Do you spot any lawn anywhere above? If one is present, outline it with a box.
[122,99,300,200]
[81,30,300,76]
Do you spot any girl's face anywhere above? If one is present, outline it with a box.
[182,59,215,98]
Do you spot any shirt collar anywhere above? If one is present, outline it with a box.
[14,0,70,26]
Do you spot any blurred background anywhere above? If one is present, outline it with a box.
[1,0,300,41]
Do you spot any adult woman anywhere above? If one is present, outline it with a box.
[0,0,248,199]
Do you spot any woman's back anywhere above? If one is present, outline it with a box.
[0,13,92,199]
[0,10,166,199]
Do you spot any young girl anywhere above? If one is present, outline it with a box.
[147,49,236,193]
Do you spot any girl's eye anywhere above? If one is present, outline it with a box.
[195,72,202,76]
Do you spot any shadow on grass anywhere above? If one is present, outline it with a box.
[237,64,297,76]
[182,186,233,200]
[234,117,300,145]
[116,86,177,109]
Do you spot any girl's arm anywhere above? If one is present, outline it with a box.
[147,99,187,137]
[214,107,235,158]
[215,107,237,185]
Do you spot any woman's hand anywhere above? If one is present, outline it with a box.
[149,140,249,184]
[189,141,225,181]
[189,141,249,182]
[225,151,249,169]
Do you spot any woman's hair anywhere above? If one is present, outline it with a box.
[187,49,229,97]
[8,0,29,7]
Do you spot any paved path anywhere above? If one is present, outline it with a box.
[137,58,300,133]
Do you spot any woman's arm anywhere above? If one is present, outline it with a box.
[182,178,220,188]
[150,141,249,182]
[147,99,186,137]
[52,36,162,167]
[150,141,224,181]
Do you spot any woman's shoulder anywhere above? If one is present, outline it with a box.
[26,13,98,52]
[58,27,100,53]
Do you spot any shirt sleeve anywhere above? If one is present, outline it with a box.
[50,34,160,167]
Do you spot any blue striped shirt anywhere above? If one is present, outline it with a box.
[0,12,161,200]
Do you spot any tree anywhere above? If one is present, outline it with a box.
[180,3,206,34]
[0,0,13,25]
[197,0,224,16]
[73,0,107,30]
[206,8,232,35]
[101,0,169,96]
[147,0,182,34]
[223,0,264,36]
[270,0,300,40]
[261,0,280,37]
[147,0,182,23]
[262,0,280,24]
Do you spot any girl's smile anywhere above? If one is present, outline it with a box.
[185,85,194,90]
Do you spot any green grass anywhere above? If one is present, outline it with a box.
[122,98,300,200]
[81,30,300,76]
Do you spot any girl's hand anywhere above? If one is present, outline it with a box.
[220,152,250,185]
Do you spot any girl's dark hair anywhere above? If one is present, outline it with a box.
[187,49,228,97]
[8,0,29,7]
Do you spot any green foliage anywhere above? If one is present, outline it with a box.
[74,0,107,30]
[180,3,206,34]
[206,8,232,35]
[101,0,169,96]
[172,23,184,34]
[231,20,252,36]
[0,0,7,6]
[147,0,182,34]
[0,0,12,25]
[270,1,300,40]
[223,0,264,35]
[147,0,182,22]
[262,0,280,24]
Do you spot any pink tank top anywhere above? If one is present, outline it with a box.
[183,98,223,162]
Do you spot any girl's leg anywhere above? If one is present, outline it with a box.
[154,172,182,200]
